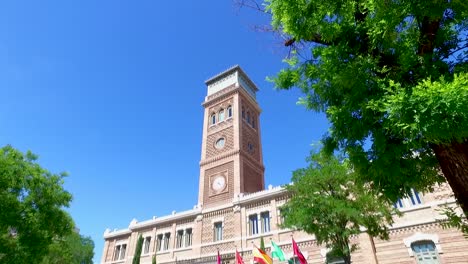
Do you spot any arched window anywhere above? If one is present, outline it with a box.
[227,106,232,118]
[218,109,225,122]
[411,241,440,264]
[247,112,251,124]
[211,114,216,125]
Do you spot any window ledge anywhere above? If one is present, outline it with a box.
[173,246,193,253]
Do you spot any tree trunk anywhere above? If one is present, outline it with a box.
[344,254,352,264]
[431,140,468,216]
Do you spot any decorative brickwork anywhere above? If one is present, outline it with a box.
[206,126,234,159]
[101,67,468,264]
[242,162,263,193]
[203,161,234,206]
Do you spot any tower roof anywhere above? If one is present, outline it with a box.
[204,65,259,99]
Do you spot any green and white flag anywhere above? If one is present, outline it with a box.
[271,241,286,261]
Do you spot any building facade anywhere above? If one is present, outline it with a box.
[101,66,468,264]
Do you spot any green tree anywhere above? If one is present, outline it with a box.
[0,145,74,263]
[152,255,157,264]
[132,234,144,264]
[265,0,468,215]
[41,232,94,264]
[281,151,396,264]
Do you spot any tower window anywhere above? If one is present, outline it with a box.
[214,222,223,241]
[411,241,440,263]
[249,214,259,235]
[248,142,254,153]
[247,112,251,124]
[211,114,216,125]
[252,116,256,129]
[215,138,225,149]
[227,106,232,118]
[242,107,245,119]
[219,109,225,122]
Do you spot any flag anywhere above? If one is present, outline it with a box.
[253,246,273,264]
[217,250,222,264]
[292,239,307,264]
[235,250,245,264]
[271,241,286,261]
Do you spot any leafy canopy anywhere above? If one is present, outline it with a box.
[281,151,397,263]
[0,145,74,263]
[40,232,94,264]
[266,0,468,203]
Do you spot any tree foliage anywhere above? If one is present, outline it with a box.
[40,232,94,264]
[152,255,157,264]
[260,236,265,251]
[265,0,468,214]
[281,151,397,264]
[132,234,144,264]
[0,145,74,263]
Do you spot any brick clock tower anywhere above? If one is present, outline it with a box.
[198,65,265,208]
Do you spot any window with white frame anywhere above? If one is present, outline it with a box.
[163,233,170,250]
[249,214,259,235]
[156,234,163,252]
[176,230,184,248]
[214,222,223,242]
[143,236,151,254]
[211,114,216,125]
[326,255,345,264]
[260,211,271,233]
[219,109,225,122]
[227,106,232,118]
[113,244,127,260]
[411,241,440,264]
[393,188,423,208]
[185,228,193,247]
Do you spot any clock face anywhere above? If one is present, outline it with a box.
[212,176,226,192]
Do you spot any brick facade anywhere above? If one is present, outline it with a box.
[101,66,468,264]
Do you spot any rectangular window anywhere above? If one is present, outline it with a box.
[113,245,121,261]
[117,244,126,260]
[261,212,270,233]
[409,189,422,205]
[394,198,404,208]
[176,230,184,248]
[214,222,223,242]
[156,234,163,252]
[143,237,151,254]
[249,214,259,235]
[185,228,193,247]
[163,233,170,250]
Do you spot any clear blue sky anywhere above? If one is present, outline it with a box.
[0,1,328,262]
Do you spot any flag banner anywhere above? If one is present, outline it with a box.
[271,241,286,261]
[217,250,222,264]
[253,246,273,264]
[235,250,245,264]
[292,239,308,264]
